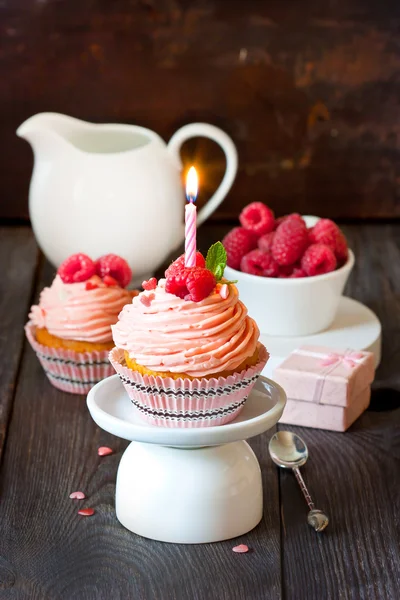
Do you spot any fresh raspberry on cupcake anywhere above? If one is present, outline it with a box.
[95,254,132,288]
[58,253,96,283]
[165,252,205,278]
[166,267,216,302]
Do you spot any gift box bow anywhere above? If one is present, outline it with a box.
[293,348,367,374]
[319,351,365,369]
[292,348,369,405]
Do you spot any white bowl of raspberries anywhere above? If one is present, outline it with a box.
[223,203,354,337]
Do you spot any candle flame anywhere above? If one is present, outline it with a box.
[186,166,198,202]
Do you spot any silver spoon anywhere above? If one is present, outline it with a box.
[269,431,329,532]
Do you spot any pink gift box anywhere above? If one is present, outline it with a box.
[273,345,375,431]
[280,387,371,432]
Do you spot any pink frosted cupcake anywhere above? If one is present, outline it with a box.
[110,243,269,427]
[26,253,135,394]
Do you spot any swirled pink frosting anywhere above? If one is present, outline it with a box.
[29,275,132,343]
[112,279,260,377]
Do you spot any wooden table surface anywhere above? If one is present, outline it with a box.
[0,224,399,600]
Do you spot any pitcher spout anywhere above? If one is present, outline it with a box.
[17,112,82,155]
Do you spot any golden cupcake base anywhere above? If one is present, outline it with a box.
[36,327,114,353]
[124,348,260,381]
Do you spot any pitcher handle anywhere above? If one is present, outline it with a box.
[167,123,238,226]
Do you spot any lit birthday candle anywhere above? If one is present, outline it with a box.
[185,166,198,267]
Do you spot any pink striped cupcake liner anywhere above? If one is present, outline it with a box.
[25,322,114,395]
[109,344,269,428]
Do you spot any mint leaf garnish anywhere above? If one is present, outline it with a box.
[206,242,227,281]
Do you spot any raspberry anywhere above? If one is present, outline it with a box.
[58,254,96,283]
[239,202,275,236]
[301,243,337,276]
[308,219,348,265]
[277,264,306,278]
[274,214,304,230]
[142,277,157,291]
[258,232,275,254]
[165,270,188,299]
[308,219,338,247]
[166,267,216,302]
[240,249,279,277]
[95,254,132,288]
[165,252,205,278]
[103,275,118,287]
[186,268,217,302]
[222,227,257,270]
[272,219,309,266]
[277,264,295,278]
[289,267,307,279]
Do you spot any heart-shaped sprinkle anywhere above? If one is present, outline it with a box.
[98,446,113,456]
[232,544,249,553]
[140,293,155,307]
[142,277,157,291]
[69,491,86,500]
[85,281,98,291]
[78,508,95,517]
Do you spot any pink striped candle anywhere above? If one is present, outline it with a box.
[185,166,198,267]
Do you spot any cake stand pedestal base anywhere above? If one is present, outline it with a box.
[116,440,263,544]
[87,374,286,544]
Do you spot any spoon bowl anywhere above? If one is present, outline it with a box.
[269,431,308,469]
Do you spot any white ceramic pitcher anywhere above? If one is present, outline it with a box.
[17,113,237,284]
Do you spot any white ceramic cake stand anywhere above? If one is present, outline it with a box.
[87,375,286,544]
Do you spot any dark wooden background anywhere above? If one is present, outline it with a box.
[2,0,400,221]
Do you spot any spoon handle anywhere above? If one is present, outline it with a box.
[292,467,315,511]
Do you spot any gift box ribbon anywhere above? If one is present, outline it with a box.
[293,348,367,404]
